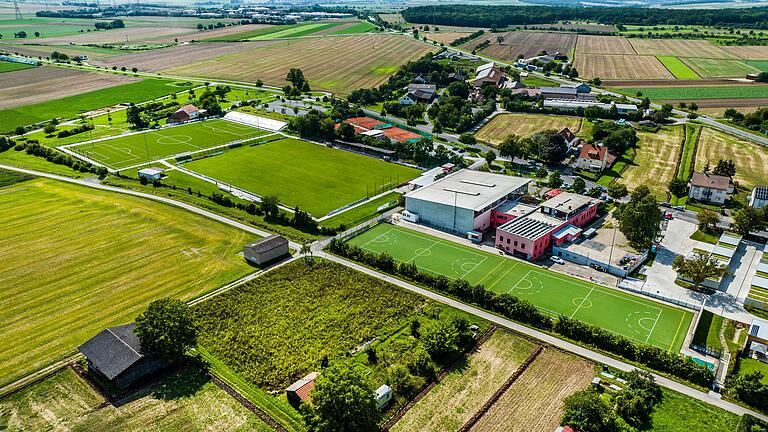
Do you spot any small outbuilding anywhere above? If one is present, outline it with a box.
[375,384,393,410]
[138,167,165,181]
[78,323,168,390]
[244,234,289,265]
[286,372,319,407]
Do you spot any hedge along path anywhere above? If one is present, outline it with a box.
[458,346,544,432]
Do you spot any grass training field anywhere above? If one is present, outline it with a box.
[0,78,193,132]
[194,259,424,390]
[183,138,421,216]
[615,84,768,100]
[620,126,684,199]
[469,348,595,432]
[682,58,759,78]
[70,119,267,170]
[696,127,768,190]
[476,113,582,146]
[0,178,256,387]
[0,61,35,73]
[574,54,673,80]
[164,34,435,95]
[391,330,538,432]
[0,367,272,431]
[349,224,692,351]
[657,56,701,80]
[320,192,401,229]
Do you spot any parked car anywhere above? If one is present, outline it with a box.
[550,256,565,265]
[673,205,686,211]
[660,202,672,208]
[664,211,673,220]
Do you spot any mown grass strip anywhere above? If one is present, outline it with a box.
[678,124,700,181]
[657,56,701,80]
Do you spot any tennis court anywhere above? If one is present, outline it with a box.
[68,119,267,170]
[349,223,692,352]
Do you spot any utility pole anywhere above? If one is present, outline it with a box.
[14,0,22,20]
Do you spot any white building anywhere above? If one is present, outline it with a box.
[688,172,734,205]
[750,186,768,208]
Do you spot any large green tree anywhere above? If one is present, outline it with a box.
[497,134,524,160]
[306,363,381,432]
[561,389,617,432]
[696,209,721,232]
[732,206,766,236]
[672,253,729,291]
[615,186,661,249]
[134,298,198,362]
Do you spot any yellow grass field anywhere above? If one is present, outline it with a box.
[628,39,735,59]
[696,127,768,190]
[0,178,256,387]
[620,126,684,199]
[164,34,435,95]
[574,54,673,80]
[576,35,636,54]
[424,32,467,44]
[469,348,595,432]
[476,113,582,146]
[723,45,768,60]
[391,331,538,432]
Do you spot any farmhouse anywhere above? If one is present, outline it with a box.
[403,170,531,236]
[750,186,768,208]
[243,234,289,265]
[400,83,437,105]
[473,62,505,88]
[688,172,734,205]
[560,82,591,94]
[78,323,168,390]
[574,144,617,172]
[495,192,599,261]
[541,87,596,101]
[168,104,200,124]
[286,372,319,407]
[559,127,580,148]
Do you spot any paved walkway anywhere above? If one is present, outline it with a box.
[320,251,768,422]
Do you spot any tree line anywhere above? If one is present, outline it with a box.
[402,5,768,29]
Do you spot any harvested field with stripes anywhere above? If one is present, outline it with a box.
[479,31,576,61]
[424,32,467,44]
[0,66,138,110]
[628,38,735,59]
[476,113,581,146]
[723,45,768,60]
[90,42,273,71]
[620,126,684,199]
[575,35,635,54]
[390,331,538,432]
[469,349,595,432]
[696,127,768,190]
[574,54,673,80]
[164,34,434,95]
[682,58,759,78]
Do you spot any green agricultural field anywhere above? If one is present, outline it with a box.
[0,17,98,38]
[682,57,759,78]
[657,56,700,79]
[183,138,421,216]
[0,367,273,431]
[0,79,194,132]
[193,259,424,389]
[0,178,257,387]
[69,119,268,170]
[331,21,378,35]
[0,60,35,73]
[349,224,692,351]
[747,60,768,71]
[206,21,344,41]
[648,389,740,431]
[616,85,768,100]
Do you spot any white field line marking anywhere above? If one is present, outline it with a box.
[476,259,507,286]
[486,261,519,291]
[645,308,663,344]
[392,227,488,259]
[670,312,687,351]
[507,269,533,294]
[540,270,664,313]
[462,256,487,279]
[358,228,394,249]
[570,286,595,319]
[407,240,440,263]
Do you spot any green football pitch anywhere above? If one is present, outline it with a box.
[349,223,692,352]
[69,119,267,170]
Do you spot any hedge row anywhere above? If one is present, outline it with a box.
[328,239,714,388]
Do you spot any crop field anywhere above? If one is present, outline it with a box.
[476,113,582,146]
[649,388,740,430]
[0,17,99,39]
[70,119,267,170]
[350,224,692,350]
[194,259,423,389]
[628,38,734,59]
[424,31,467,44]
[0,66,138,110]
[205,21,354,42]
[479,31,576,61]
[182,137,420,217]
[91,42,266,71]
[696,127,768,190]
[331,21,378,35]
[620,126,684,199]
[0,367,272,431]
[32,25,198,45]
[0,61,35,73]
[615,85,768,100]
[574,54,673,80]
[682,58,759,78]
[469,348,595,432]
[164,34,434,95]
[575,35,635,54]
[0,178,257,387]
[0,78,192,133]
[747,60,768,70]
[391,331,538,432]
[724,45,768,60]
[0,42,122,60]
[657,56,701,79]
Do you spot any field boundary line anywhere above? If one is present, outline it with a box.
[462,256,488,280]
[393,226,488,259]
[476,259,507,286]
[359,228,395,249]
[406,240,441,263]
[507,269,532,294]
[381,326,499,431]
[645,308,663,344]
[570,286,595,318]
[0,353,82,398]
[485,262,518,291]
[457,345,545,432]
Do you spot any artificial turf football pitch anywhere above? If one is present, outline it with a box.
[349,223,692,352]
[69,119,268,170]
